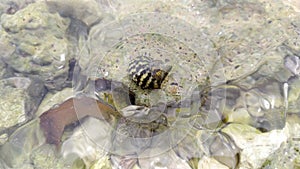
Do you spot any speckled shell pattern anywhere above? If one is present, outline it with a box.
[128,56,169,89]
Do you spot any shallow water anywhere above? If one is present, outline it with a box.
[0,0,300,169]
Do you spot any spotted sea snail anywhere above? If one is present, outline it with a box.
[128,55,172,89]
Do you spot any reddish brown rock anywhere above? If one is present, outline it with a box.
[39,96,117,146]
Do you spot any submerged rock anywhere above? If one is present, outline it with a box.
[138,149,191,169]
[34,87,74,117]
[0,2,71,90]
[61,117,113,168]
[39,95,116,146]
[287,77,300,113]
[110,155,137,169]
[283,0,300,12]
[0,0,37,16]
[0,120,45,168]
[199,131,240,168]
[30,144,69,169]
[1,0,300,169]
[260,115,300,168]
[0,59,12,79]
[222,123,288,169]
[0,30,15,79]
[198,156,230,169]
[90,156,112,169]
[46,0,102,27]
[0,77,46,130]
[172,127,204,162]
